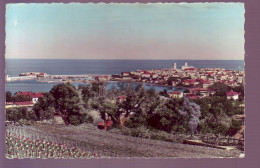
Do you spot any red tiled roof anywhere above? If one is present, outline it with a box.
[98,120,113,127]
[30,92,44,98]
[118,96,126,99]
[184,79,197,84]
[15,92,43,98]
[15,91,32,96]
[188,95,199,99]
[226,90,239,96]
[202,81,210,84]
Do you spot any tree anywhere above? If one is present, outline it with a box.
[12,94,31,102]
[78,85,92,107]
[194,96,233,135]
[6,107,36,123]
[178,98,201,135]
[117,87,148,128]
[33,93,55,120]
[208,82,230,97]
[33,83,83,125]
[6,91,13,102]
[91,97,118,130]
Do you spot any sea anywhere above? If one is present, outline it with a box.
[5,59,244,94]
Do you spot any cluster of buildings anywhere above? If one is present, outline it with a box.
[5,92,44,109]
[19,72,48,78]
[110,62,244,100]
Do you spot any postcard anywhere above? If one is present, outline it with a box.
[5,2,245,158]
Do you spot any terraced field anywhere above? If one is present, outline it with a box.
[29,124,242,158]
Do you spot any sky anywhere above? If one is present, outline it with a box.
[5,3,245,60]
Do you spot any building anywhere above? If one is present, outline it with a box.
[14,91,44,103]
[202,81,211,88]
[181,62,194,70]
[141,72,152,78]
[95,75,109,81]
[173,62,177,69]
[168,92,183,98]
[36,73,48,78]
[6,75,11,82]
[226,90,239,100]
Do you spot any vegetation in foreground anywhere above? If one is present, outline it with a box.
[6,81,244,138]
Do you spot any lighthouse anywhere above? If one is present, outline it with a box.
[173,62,177,69]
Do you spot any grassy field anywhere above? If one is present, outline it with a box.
[23,123,242,158]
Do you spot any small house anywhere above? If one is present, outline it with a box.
[226,90,240,100]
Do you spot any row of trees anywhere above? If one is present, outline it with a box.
[6,81,244,137]
[6,91,31,102]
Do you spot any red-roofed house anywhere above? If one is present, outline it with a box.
[141,72,152,78]
[37,73,47,78]
[168,92,183,98]
[171,80,177,86]
[226,90,240,100]
[14,91,44,103]
[30,92,44,103]
[185,93,199,99]
[183,79,199,86]
[118,96,126,102]
[121,72,130,76]
[98,120,113,130]
[202,81,211,88]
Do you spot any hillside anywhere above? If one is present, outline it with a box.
[10,123,241,158]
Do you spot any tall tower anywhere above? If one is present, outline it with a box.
[185,62,188,67]
[173,62,177,69]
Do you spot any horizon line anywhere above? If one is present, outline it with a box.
[5,58,244,61]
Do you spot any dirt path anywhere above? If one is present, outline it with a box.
[33,124,241,158]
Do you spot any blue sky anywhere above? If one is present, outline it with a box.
[5,3,245,60]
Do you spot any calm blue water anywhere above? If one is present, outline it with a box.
[5,59,244,93]
[6,59,244,76]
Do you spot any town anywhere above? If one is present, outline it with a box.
[5,62,245,109]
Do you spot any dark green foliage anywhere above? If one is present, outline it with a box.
[6,107,36,122]
[69,115,84,125]
[194,96,244,136]
[78,85,92,104]
[6,91,31,102]
[6,91,13,102]
[226,120,243,136]
[12,94,31,102]
[181,77,191,81]
[159,89,169,97]
[208,82,231,97]
[33,93,55,120]
[33,83,84,125]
